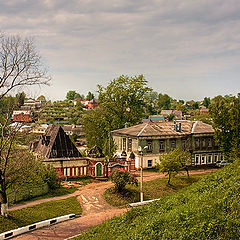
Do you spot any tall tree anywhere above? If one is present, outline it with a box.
[0,34,50,100]
[82,107,111,149]
[98,75,152,128]
[82,75,152,149]
[0,33,50,216]
[209,94,240,159]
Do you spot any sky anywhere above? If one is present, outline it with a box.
[1,0,240,101]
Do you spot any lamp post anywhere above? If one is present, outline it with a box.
[138,145,148,202]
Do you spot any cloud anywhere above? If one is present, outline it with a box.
[1,0,240,100]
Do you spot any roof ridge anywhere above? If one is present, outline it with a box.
[137,122,149,137]
[191,121,198,133]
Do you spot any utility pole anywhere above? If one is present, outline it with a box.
[138,145,148,202]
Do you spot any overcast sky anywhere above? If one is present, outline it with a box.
[1,0,240,100]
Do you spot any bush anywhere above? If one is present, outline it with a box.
[110,169,138,193]
[43,165,61,189]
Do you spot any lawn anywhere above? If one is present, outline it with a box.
[12,187,77,205]
[0,196,82,234]
[104,173,210,207]
[10,176,93,205]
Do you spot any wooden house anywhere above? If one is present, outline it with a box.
[112,120,223,169]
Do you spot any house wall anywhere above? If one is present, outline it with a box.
[44,159,89,178]
[113,134,221,169]
[13,113,32,122]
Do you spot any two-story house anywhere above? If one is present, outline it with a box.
[112,120,223,169]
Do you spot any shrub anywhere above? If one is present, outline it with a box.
[43,165,61,189]
[110,169,138,193]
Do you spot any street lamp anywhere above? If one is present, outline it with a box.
[138,145,148,202]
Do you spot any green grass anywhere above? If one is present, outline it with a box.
[74,160,240,240]
[10,176,93,206]
[13,187,77,205]
[104,174,209,207]
[0,196,82,234]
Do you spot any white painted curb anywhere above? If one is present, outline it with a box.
[0,214,75,239]
[129,198,161,207]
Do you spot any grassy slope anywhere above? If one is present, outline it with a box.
[104,174,208,207]
[0,196,82,234]
[75,161,240,240]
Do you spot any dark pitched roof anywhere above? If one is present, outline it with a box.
[112,120,214,138]
[35,124,82,159]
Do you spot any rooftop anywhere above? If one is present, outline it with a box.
[112,120,214,138]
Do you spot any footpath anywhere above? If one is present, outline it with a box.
[11,169,216,240]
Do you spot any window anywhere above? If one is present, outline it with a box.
[214,154,218,163]
[148,160,153,168]
[147,140,152,152]
[208,155,212,163]
[159,140,164,151]
[195,155,199,164]
[220,154,223,161]
[122,138,126,151]
[208,138,212,147]
[128,138,132,151]
[201,155,206,164]
[171,139,176,149]
[202,138,206,148]
[195,138,200,148]
[182,139,187,149]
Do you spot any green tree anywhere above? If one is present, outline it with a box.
[158,93,171,110]
[158,150,182,185]
[192,101,199,110]
[86,91,94,101]
[110,169,138,193]
[173,148,191,178]
[203,97,211,108]
[82,107,109,149]
[83,75,152,149]
[15,92,26,108]
[209,94,240,159]
[66,91,80,101]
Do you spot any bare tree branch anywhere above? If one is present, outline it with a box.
[0,34,51,100]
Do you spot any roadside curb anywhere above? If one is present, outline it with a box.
[129,199,161,207]
[0,214,75,239]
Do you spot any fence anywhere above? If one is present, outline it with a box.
[7,183,49,204]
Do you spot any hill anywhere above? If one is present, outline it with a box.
[74,160,240,240]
